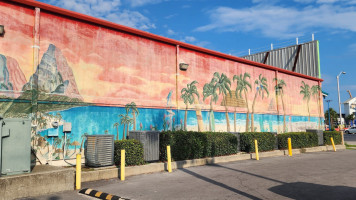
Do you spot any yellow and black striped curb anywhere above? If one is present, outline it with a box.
[79,188,130,200]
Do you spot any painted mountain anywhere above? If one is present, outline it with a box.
[0,54,27,97]
[23,44,82,100]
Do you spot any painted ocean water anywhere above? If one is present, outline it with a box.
[39,106,322,148]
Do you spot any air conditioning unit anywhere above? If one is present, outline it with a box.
[84,135,114,167]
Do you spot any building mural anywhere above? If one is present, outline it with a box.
[0,1,324,164]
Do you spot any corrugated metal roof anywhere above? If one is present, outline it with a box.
[242,41,320,78]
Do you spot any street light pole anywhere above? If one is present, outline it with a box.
[326,100,332,130]
[337,71,346,145]
[337,71,346,128]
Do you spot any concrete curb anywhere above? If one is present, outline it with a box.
[82,144,345,183]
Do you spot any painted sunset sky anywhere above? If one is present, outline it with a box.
[0,1,322,118]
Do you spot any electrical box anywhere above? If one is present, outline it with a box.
[0,118,31,176]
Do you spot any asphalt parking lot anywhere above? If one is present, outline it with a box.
[22,149,356,200]
[344,133,356,145]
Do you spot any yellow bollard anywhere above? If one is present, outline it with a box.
[288,138,293,156]
[331,137,336,152]
[254,139,259,161]
[167,146,172,172]
[121,149,125,181]
[76,154,81,190]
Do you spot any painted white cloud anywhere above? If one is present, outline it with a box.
[45,0,155,30]
[195,4,356,38]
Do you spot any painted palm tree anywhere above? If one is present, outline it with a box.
[233,72,252,132]
[311,85,321,128]
[273,78,287,132]
[181,81,204,131]
[53,137,62,152]
[251,74,269,131]
[113,122,120,140]
[203,82,218,131]
[125,102,139,130]
[126,117,134,138]
[300,81,311,121]
[212,72,232,132]
[119,114,133,139]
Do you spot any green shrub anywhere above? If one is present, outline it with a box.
[277,132,318,149]
[159,131,238,161]
[114,139,145,166]
[240,132,276,153]
[205,132,237,157]
[323,131,342,145]
[159,131,173,161]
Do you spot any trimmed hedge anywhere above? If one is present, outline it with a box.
[240,132,276,153]
[277,132,318,149]
[159,131,238,161]
[323,131,342,145]
[114,139,145,166]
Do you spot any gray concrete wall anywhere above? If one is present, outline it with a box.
[0,168,74,200]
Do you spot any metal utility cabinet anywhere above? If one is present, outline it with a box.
[306,129,324,146]
[85,135,114,167]
[129,131,159,162]
[0,118,31,176]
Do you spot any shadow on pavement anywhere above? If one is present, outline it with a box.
[210,164,285,184]
[180,168,263,200]
[269,182,356,200]
[211,164,356,200]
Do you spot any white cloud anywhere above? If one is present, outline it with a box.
[106,10,155,30]
[182,36,197,43]
[195,4,356,38]
[126,0,167,7]
[195,41,210,48]
[294,0,356,4]
[165,14,177,19]
[45,0,155,30]
[341,85,356,91]
[294,0,315,3]
[47,0,121,16]
[349,43,356,52]
[167,29,175,35]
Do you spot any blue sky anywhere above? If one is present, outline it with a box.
[39,0,356,114]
